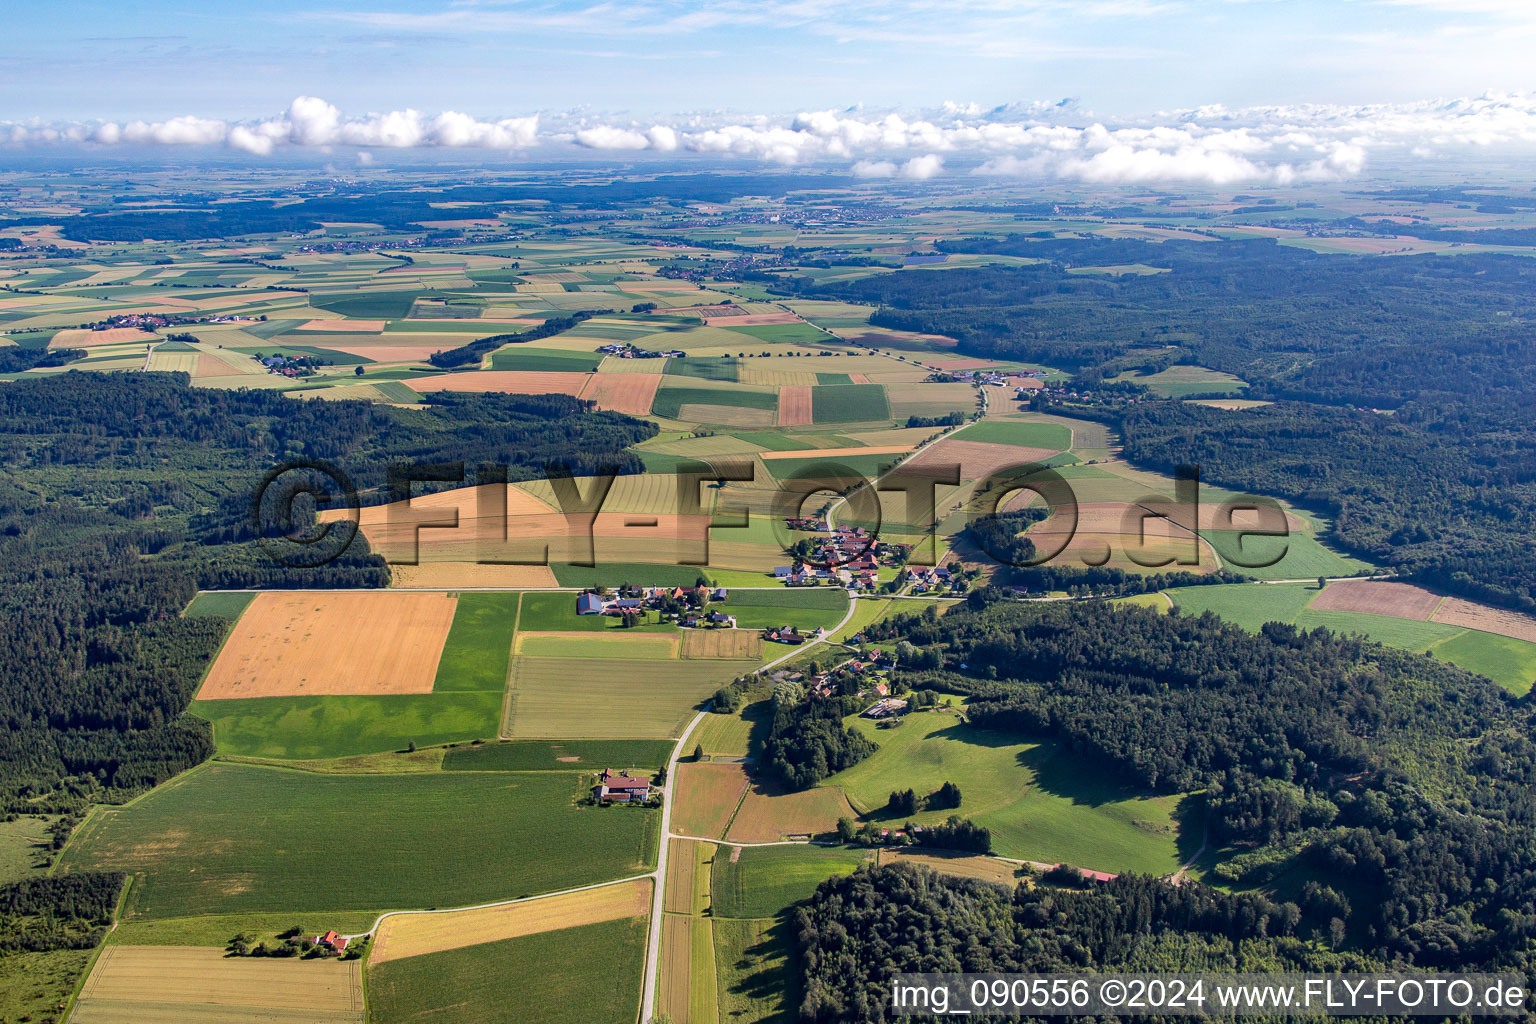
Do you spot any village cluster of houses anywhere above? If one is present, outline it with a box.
[91,312,250,331]
[773,524,909,592]
[575,586,736,628]
[256,352,326,378]
[595,341,684,359]
[900,564,963,594]
[591,768,653,805]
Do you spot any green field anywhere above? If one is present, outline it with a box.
[816,372,854,385]
[959,420,1073,450]
[434,592,520,690]
[369,916,647,1024]
[517,632,677,659]
[444,739,675,771]
[721,323,831,344]
[0,950,92,1024]
[1428,630,1536,696]
[310,289,429,319]
[1165,582,1317,631]
[825,710,1188,875]
[488,346,601,372]
[762,452,896,482]
[711,844,871,919]
[548,562,717,589]
[1167,582,1505,666]
[182,591,254,620]
[191,690,503,759]
[1202,528,1373,579]
[507,656,754,738]
[724,588,849,629]
[811,383,889,423]
[652,386,778,419]
[668,356,740,381]
[58,764,657,918]
[108,910,379,946]
[713,917,798,1024]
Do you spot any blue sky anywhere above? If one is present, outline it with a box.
[4,2,1534,184]
[6,0,1534,121]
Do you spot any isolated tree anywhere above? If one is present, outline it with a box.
[354,365,364,377]
[836,816,856,843]
[693,744,704,762]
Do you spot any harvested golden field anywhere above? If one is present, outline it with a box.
[777,385,813,426]
[144,350,197,373]
[706,311,803,325]
[1312,580,1442,620]
[675,403,775,428]
[876,848,1020,886]
[672,763,750,840]
[389,562,558,589]
[298,319,385,332]
[329,343,444,362]
[849,373,871,383]
[369,878,651,964]
[680,629,764,660]
[761,443,915,462]
[410,370,591,395]
[1432,599,1536,643]
[598,355,668,373]
[51,327,158,348]
[726,782,857,843]
[578,372,661,415]
[923,356,1000,371]
[658,914,693,1024]
[664,838,698,915]
[196,591,457,699]
[738,367,819,386]
[71,945,363,1023]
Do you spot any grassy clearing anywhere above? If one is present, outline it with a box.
[507,657,755,739]
[812,383,889,424]
[369,916,646,1024]
[444,739,674,771]
[827,710,1187,875]
[182,591,255,620]
[692,701,770,758]
[0,814,56,882]
[1295,609,1465,651]
[434,592,520,691]
[714,916,799,1024]
[0,950,92,1024]
[192,690,503,759]
[711,845,871,919]
[1428,630,1536,696]
[58,764,656,918]
[959,420,1072,450]
[1113,365,1247,398]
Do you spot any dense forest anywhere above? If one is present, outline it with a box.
[0,372,654,811]
[0,873,125,954]
[846,598,1536,979]
[777,237,1536,611]
[796,864,1390,1023]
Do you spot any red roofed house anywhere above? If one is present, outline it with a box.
[593,770,652,804]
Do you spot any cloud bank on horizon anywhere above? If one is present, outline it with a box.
[5,92,1536,186]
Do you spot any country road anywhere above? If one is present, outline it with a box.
[637,592,858,1023]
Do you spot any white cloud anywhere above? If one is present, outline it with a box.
[6,91,1536,186]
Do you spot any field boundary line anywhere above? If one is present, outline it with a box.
[342,871,654,941]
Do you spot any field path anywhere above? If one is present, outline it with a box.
[639,594,858,1024]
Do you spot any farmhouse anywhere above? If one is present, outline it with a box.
[593,769,651,804]
[312,930,349,953]
[862,697,908,719]
[577,593,604,615]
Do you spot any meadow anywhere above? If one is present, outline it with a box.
[811,382,889,423]
[57,764,657,919]
[444,739,674,771]
[368,917,646,1024]
[710,845,871,919]
[958,420,1073,450]
[723,587,849,629]
[826,710,1188,875]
